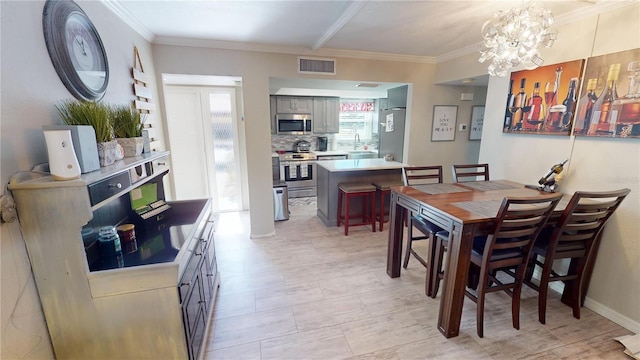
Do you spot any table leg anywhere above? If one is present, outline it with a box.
[386,192,404,278]
[437,222,475,338]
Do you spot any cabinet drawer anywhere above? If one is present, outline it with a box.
[88,172,131,206]
[179,244,204,303]
[181,271,204,339]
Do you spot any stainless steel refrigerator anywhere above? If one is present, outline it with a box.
[378,108,406,163]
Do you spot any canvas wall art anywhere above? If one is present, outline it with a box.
[573,48,640,138]
[503,59,585,135]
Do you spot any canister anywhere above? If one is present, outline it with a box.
[117,223,138,254]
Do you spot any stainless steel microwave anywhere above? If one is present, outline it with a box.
[276,114,312,135]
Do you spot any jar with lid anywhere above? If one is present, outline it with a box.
[116,223,138,254]
[98,226,123,268]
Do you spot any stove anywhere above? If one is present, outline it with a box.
[278,151,317,198]
[279,151,317,161]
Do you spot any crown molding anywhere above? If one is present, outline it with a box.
[100,0,155,42]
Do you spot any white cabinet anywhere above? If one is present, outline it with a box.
[8,152,219,360]
[276,96,313,114]
[313,97,340,133]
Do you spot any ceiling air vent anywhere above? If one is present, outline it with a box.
[298,57,336,75]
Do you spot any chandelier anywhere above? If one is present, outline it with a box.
[478,1,558,77]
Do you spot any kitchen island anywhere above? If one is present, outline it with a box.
[316,158,406,227]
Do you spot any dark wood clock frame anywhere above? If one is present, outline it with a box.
[43,0,109,101]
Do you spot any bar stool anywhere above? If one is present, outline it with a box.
[372,180,403,231]
[337,183,376,236]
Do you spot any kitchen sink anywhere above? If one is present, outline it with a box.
[347,151,378,159]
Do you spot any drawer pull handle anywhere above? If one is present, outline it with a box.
[195,252,202,256]
[206,273,214,277]
[108,183,122,189]
[158,162,166,166]
[181,281,192,287]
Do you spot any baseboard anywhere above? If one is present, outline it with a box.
[584,297,640,334]
[534,269,640,334]
[251,231,275,238]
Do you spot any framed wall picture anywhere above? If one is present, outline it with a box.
[469,106,484,140]
[431,105,457,141]
[573,48,640,138]
[503,59,585,135]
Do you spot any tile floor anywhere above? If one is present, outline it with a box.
[204,199,631,359]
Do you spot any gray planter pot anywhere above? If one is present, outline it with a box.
[97,140,120,167]
[116,137,144,157]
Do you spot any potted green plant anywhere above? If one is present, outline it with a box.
[112,105,145,157]
[56,99,120,166]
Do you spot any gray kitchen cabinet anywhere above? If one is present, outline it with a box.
[386,85,408,109]
[313,97,340,133]
[8,152,219,360]
[270,95,277,134]
[276,96,313,114]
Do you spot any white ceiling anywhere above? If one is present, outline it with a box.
[105,0,632,95]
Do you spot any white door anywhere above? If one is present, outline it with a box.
[164,85,245,212]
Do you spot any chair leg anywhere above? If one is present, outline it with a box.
[431,235,445,298]
[344,194,350,236]
[370,192,376,233]
[512,265,525,330]
[378,190,384,231]
[538,256,554,324]
[476,266,488,338]
[403,216,413,268]
[337,190,343,227]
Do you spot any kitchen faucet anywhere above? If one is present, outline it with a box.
[353,133,360,150]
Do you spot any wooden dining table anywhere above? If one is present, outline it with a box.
[386,180,578,338]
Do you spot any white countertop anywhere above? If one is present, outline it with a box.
[316,158,406,172]
[314,150,349,156]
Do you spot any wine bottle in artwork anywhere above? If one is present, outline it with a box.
[560,77,578,131]
[504,79,516,131]
[544,66,563,131]
[511,78,527,130]
[574,78,597,135]
[524,82,543,131]
[610,61,640,136]
[592,63,620,135]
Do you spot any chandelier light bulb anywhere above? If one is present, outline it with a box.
[478,1,557,77]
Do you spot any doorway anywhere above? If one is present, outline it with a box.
[163,76,248,213]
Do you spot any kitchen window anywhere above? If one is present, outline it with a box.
[336,99,378,149]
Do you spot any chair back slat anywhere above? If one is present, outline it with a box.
[551,189,631,252]
[452,163,489,182]
[402,166,443,186]
[485,194,563,258]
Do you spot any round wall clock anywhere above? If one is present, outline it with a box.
[43,0,109,101]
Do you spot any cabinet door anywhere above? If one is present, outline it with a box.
[313,98,326,133]
[270,96,277,134]
[276,96,312,114]
[325,98,340,133]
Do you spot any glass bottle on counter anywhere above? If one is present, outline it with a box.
[524,81,544,131]
[504,79,516,131]
[98,226,124,269]
[592,63,620,135]
[574,78,597,135]
[560,77,578,130]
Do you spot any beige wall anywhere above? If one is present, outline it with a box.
[1,1,160,358]
[152,48,485,237]
[472,4,640,330]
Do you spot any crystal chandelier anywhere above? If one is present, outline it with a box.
[478,1,558,77]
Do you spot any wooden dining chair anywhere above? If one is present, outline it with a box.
[401,166,446,271]
[452,163,489,182]
[465,193,563,338]
[524,188,631,324]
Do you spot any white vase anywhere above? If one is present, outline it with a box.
[116,137,144,157]
[96,140,119,167]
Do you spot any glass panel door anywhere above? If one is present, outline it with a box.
[209,91,242,212]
